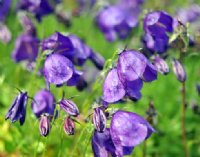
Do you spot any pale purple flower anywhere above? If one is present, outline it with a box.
[153,56,169,75]
[59,99,79,116]
[39,114,51,137]
[93,108,107,132]
[172,59,186,82]
[63,116,75,135]
[0,23,11,43]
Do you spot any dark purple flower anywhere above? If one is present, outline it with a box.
[5,91,28,125]
[172,59,186,82]
[0,0,11,21]
[31,89,55,118]
[11,34,39,63]
[59,99,79,116]
[43,54,74,85]
[153,56,169,75]
[42,32,74,58]
[89,51,105,70]
[93,108,107,132]
[66,70,83,86]
[39,114,51,137]
[110,110,155,156]
[196,83,200,96]
[63,116,75,135]
[18,0,54,22]
[0,23,11,43]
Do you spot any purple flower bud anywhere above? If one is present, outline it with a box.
[39,114,51,137]
[153,56,169,75]
[93,108,106,132]
[5,91,28,125]
[0,0,11,22]
[89,51,105,70]
[59,99,79,116]
[172,59,186,82]
[63,117,75,135]
[0,23,11,43]
[11,34,39,63]
[31,89,55,118]
[43,54,74,85]
[196,83,200,96]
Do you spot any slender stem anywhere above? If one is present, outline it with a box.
[142,141,146,157]
[181,82,189,157]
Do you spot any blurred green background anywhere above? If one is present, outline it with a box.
[0,0,200,156]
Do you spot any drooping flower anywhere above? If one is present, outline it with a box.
[59,99,79,116]
[5,91,28,125]
[93,108,107,132]
[63,116,75,135]
[43,53,74,85]
[18,0,54,22]
[39,114,51,137]
[143,11,174,54]
[66,70,83,86]
[172,58,186,82]
[11,34,39,63]
[0,23,11,43]
[153,56,169,75]
[31,89,55,118]
[0,0,11,22]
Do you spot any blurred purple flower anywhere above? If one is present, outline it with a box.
[11,34,39,63]
[66,70,83,86]
[0,0,11,21]
[143,11,174,54]
[43,54,74,85]
[18,0,54,22]
[39,114,51,137]
[196,83,200,96]
[0,23,11,43]
[63,116,75,135]
[93,108,107,132]
[153,56,169,75]
[5,91,28,125]
[172,58,186,82]
[59,99,79,116]
[31,89,55,118]
[76,0,96,13]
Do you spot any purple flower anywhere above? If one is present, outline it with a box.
[18,0,54,22]
[43,54,74,85]
[0,0,11,21]
[96,4,141,41]
[153,56,169,75]
[0,23,11,43]
[66,70,83,86]
[31,89,55,118]
[172,59,186,82]
[143,11,174,54]
[76,0,96,13]
[110,110,155,156]
[11,34,39,63]
[63,116,75,135]
[39,114,51,137]
[93,108,107,132]
[59,99,79,116]
[5,91,28,125]
[196,83,200,96]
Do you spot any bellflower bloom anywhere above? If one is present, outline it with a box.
[0,0,11,21]
[31,89,55,117]
[66,70,83,86]
[59,99,79,116]
[93,108,107,132]
[39,114,51,137]
[63,116,75,135]
[143,11,174,54]
[43,54,74,85]
[11,34,39,63]
[172,59,186,82]
[0,23,11,43]
[153,56,169,75]
[5,91,28,125]
[103,50,157,103]
[18,0,54,22]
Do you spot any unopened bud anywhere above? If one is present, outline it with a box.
[63,117,75,135]
[172,59,186,82]
[39,114,51,137]
[60,99,79,116]
[153,56,169,75]
[93,108,106,132]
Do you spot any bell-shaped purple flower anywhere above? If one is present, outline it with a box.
[39,114,51,137]
[59,99,79,116]
[18,0,54,22]
[11,34,39,62]
[93,108,107,132]
[153,56,169,75]
[110,110,155,156]
[172,59,186,82]
[0,23,11,43]
[5,91,28,125]
[31,89,55,118]
[89,51,105,70]
[0,0,11,21]
[43,54,74,85]
[63,116,75,135]
[66,70,83,86]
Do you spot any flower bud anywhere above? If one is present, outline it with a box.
[196,83,200,96]
[0,23,11,43]
[60,99,79,116]
[93,108,106,132]
[153,57,169,75]
[63,117,75,135]
[172,59,186,82]
[39,114,51,137]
